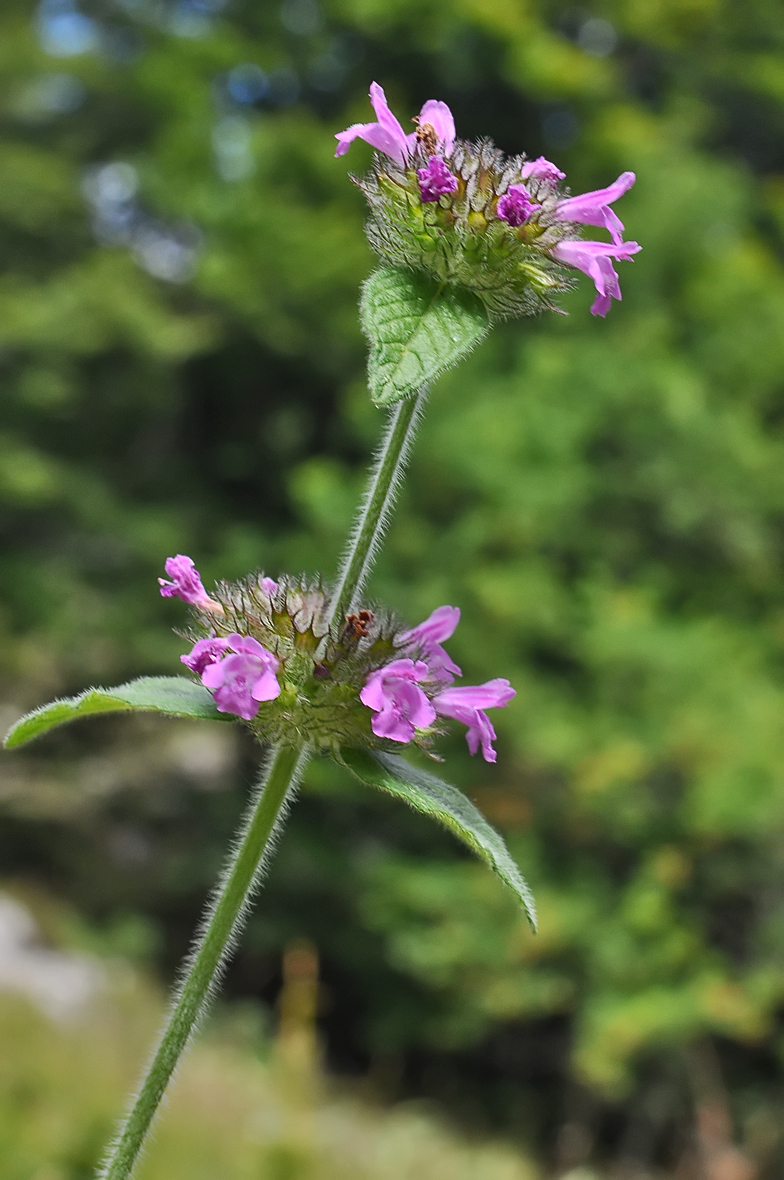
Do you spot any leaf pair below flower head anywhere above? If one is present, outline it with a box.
[360,267,490,406]
[341,747,536,928]
[3,675,535,928]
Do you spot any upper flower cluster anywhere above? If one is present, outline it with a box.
[336,83,640,318]
[161,556,514,762]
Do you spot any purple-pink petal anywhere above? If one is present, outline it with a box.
[181,636,231,675]
[401,606,461,682]
[466,711,497,761]
[497,184,541,227]
[251,669,281,702]
[335,120,406,163]
[370,81,405,136]
[435,679,516,712]
[359,675,389,714]
[260,576,278,598]
[417,99,456,154]
[521,156,566,183]
[552,238,641,317]
[424,647,461,681]
[557,171,636,246]
[432,678,515,763]
[335,84,457,166]
[371,709,413,742]
[402,605,460,647]
[360,659,428,710]
[158,555,214,609]
[360,659,435,744]
[200,634,280,720]
[226,633,267,657]
[335,82,410,164]
[417,157,458,202]
[372,679,436,740]
[201,655,259,720]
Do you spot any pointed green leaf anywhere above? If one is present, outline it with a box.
[4,676,229,749]
[360,267,490,407]
[340,747,536,928]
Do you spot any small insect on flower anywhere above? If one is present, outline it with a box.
[336,82,640,317]
[413,116,440,156]
[164,559,515,761]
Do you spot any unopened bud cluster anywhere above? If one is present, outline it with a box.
[160,556,514,762]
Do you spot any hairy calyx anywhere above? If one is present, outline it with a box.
[162,558,514,762]
[336,82,640,318]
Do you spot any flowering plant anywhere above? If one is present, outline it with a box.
[4,84,639,1180]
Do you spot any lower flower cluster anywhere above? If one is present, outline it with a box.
[160,555,514,762]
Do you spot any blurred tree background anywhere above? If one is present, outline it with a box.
[2,0,784,1175]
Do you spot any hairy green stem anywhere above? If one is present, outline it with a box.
[99,384,427,1177]
[326,386,428,627]
[98,742,308,1180]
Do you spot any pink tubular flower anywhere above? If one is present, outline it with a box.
[557,171,636,246]
[521,156,566,183]
[552,238,641,317]
[418,157,458,202]
[200,634,280,721]
[400,605,461,683]
[181,636,231,675]
[335,83,455,164]
[360,659,436,743]
[260,576,278,599]
[497,184,540,227]
[432,679,516,763]
[159,555,216,610]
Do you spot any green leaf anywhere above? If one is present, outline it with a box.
[340,748,537,928]
[4,676,230,749]
[360,268,490,407]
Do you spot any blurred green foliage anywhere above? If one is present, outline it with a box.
[0,891,540,1180]
[2,0,784,1173]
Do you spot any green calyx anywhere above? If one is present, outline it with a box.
[356,138,574,320]
[190,574,435,753]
